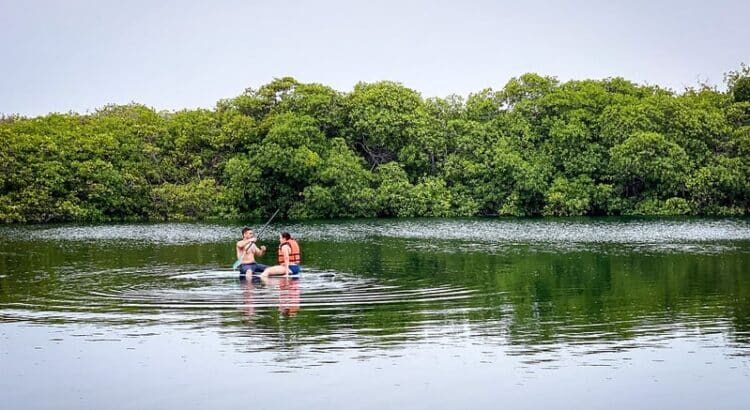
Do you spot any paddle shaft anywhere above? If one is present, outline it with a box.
[254,208,280,241]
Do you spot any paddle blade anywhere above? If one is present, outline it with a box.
[232,259,241,270]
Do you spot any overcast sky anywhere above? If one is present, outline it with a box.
[1,0,748,116]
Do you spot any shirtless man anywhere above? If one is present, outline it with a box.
[236,227,267,276]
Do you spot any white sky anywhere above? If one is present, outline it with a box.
[1,0,748,116]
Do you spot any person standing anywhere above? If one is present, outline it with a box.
[261,232,301,278]
[236,227,267,276]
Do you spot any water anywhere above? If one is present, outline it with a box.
[1,218,749,409]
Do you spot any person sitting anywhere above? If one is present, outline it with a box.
[261,232,301,278]
[236,227,267,276]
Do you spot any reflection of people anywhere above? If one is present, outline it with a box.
[236,227,267,277]
[278,277,300,316]
[240,276,300,318]
[240,276,258,317]
[261,232,301,278]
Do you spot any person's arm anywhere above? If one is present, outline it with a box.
[236,242,244,260]
[252,243,266,257]
[282,245,291,272]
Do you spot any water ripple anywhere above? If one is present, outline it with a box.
[0,268,483,326]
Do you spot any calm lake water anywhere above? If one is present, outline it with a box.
[1,218,749,409]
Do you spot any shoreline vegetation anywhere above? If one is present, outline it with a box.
[2,67,749,223]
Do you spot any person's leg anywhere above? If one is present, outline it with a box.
[239,264,251,276]
[261,265,289,279]
[251,263,268,274]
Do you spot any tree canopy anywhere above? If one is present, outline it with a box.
[2,69,749,223]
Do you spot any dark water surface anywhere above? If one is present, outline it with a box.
[2,218,749,409]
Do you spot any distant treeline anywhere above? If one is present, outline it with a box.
[2,67,750,223]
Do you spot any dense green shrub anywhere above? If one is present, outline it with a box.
[1,69,748,222]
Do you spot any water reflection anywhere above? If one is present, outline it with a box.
[1,219,749,362]
[240,276,301,318]
[3,219,750,410]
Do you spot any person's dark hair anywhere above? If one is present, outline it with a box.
[280,232,292,240]
[242,226,252,236]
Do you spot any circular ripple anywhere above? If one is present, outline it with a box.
[0,267,484,327]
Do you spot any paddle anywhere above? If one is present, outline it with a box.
[233,209,280,270]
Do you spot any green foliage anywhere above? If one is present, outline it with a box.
[220,77,300,120]
[151,178,223,220]
[410,177,455,217]
[543,176,595,216]
[686,156,748,213]
[726,102,750,126]
[220,154,264,218]
[609,132,690,198]
[465,89,500,121]
[732,77,750,103]
[373,162,415,217]
[628,197,693,216]
[291,139,377,219]
[343,81,432,173]
[1,72,749,223]
[544,117,605,178]
[501,73,559,107]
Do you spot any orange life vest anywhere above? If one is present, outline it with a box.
[277,239,301,265]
